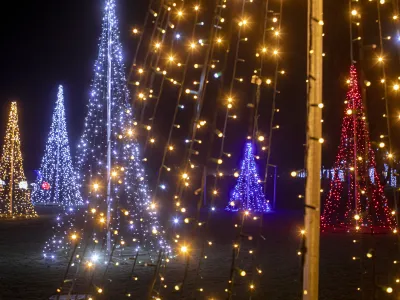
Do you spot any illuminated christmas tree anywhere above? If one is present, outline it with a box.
[321,65,397,232]
[44,0,166,260]
[32,86,83,206]
[0,102,36,218]
[226,142,271,212]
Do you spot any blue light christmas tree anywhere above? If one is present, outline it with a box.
[32,86,83,206]
[227,142,271,212]
[44,0,166,260]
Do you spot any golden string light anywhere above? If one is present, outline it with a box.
[0,102,37,218]
[130,2,232,297]
[146,2,208,208]
[340,0,400,294]
[150,0,244,297]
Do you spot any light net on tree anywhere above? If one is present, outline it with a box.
[74,0,167,252]
[44,0,168,259]
[226,142,271,213]
[32,85,83,207]
[321,65,397,232]
[0,102,36,218]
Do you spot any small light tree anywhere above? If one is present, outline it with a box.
[32,85,83,206]
[227,142,271,212]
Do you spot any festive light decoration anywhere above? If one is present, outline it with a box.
[76,0,166,251]
[321,65,397,232]
[18,181,28,190]
[31,86,83,206]
[0,102,36,218]
[41,182,51,190]
[226,143,270,212]
[127,0,282,297]
[44,0,167,258]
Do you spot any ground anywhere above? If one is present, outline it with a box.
[0,209,398,300]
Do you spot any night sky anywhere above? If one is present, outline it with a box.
[0,0,397,184]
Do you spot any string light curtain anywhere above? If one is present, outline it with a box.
[321,65,397,232]
[32,86,83,207]
[0,102,36,218]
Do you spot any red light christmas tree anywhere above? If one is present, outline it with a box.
[321,65,397,233]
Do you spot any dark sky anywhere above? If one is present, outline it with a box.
[0,0,397,182]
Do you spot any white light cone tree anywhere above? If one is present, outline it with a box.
[32,85,83,207]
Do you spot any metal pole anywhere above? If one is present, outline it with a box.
[352,86,358,222]
[123,251,139,296]
[266,164,278,210]
[349,0,358,219]
[9,105,15,216]
[180,253,190,298]
[246,149,250,208]
[147,249,163,300]
[56,240,79,300]
[303,0,323,298]
[54,96,61,205]
[273,166,277,210]
[203,167,207,206]
[106,2,113,255]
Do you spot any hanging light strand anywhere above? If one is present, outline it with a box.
[129,0,157,70]
[142,1,194,151]
[152,2,202,203]
[138,7,173,124]
[190,2,238,296]
[376,0,400,235]
[210,0,248,208]
[162,0,230,296]
[132,0,167,108]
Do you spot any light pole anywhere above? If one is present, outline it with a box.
[303,0,323,298]
[266,164,278,210]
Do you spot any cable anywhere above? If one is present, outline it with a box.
[132,0,166,109]
[142,1,196,151]
[139,9,172,124]
[128,0,156,76]
[190,4,235,297]
[263,0,284,204]
[210,0,247,210]
[152,4,201,203]
[156,0,229,297]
